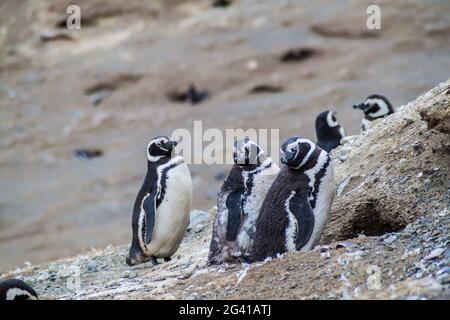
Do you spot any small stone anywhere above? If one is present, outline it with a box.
[89,89,111,106]
[383,235,398,245]
[48,264,60,273]
[187,210,209,232]
[86,260,98,272]
[423,248,445,261]
[122,270,137,279]
[246,59,258,71]
[194,224,205,233]
[336,242,353,249]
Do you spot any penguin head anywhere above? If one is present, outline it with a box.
[280,137,316,169]
[0,279,38,300]
[146,136,177,162]
[233,137,266,167]
[353,94,394,120]
[315,110,345,141]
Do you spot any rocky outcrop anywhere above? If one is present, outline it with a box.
[322,80,450,244]
[1,81,449,300]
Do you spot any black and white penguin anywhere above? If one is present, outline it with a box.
[315,110,345,153]
[126,136,193,266]
[353,94,395,131]
[207,138,280,265]
[0,279,38,300]
[249,137,335,262]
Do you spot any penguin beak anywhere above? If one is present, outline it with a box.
[280,151,294,165]
[353,103,371,112]
[162,140,177,150]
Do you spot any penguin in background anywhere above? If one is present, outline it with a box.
[249,137,335,262]
[126,136,193,266]
[315,110,345,153]
[208,138,280,265]
[0,279,38,300]
[353,94,395,131]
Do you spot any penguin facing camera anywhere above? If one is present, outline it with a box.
[249,137,335,262]
[315,110,345,153]
[126,136,193,266]
[208,138,280,265]
[353,94,394,131]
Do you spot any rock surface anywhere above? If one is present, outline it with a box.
[1,81,449,300]
[322,80,450,243]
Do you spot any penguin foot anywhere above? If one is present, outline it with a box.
[164,257,171,262]
[150,256,159,265]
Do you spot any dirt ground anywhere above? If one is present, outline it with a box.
[1,0,450,271]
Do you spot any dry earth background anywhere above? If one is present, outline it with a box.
[0,0,449,297]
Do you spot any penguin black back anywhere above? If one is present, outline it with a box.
[0,279,38,300]
[315,110,345,153]
[249,137,335,263]
[250,166,312,262]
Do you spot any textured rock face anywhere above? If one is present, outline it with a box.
[1,81,449,300]
[322,80,450,244]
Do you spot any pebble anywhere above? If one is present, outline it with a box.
[423,248,445,261]
[383,235,398,245]
[122,270,137,279]
[89,89,111,106]
[335,242,353,249]
[86,260,98,272]
[194,224,205,233]
[187,210,209,232]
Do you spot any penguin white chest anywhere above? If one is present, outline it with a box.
[307,163,335,249]
[146,162,193,257]
[237,164,280,251]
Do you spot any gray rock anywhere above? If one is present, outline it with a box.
[86,260,98,272]
[383,235,398,245]
[423,248,445,261]
[187,210,210,232]
[89,89,111,106]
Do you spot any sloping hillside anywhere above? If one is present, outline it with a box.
[1,80,449,299]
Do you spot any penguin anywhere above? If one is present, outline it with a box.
[0,279,38,300]
[207,138,280,265]
[353,94,395,131]
[249,137,335,262]
[126,136,193,266]
[315,110,345,153]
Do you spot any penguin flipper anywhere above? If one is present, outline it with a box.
[225,191,243,241]
[143,190,157,244]
[290,193,315,250]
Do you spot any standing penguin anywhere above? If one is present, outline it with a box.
[353,94,395,131]
[208,138,280,265]
[0,279,38,300]
[126,136,193,266]
[315,110,345,153]
[249,137,335,262]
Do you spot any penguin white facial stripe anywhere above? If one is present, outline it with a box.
[6,288,37,300]
[295,139,315,169]
[326,111,338,127]
[304,150,330,208]
[365,98,390,117]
